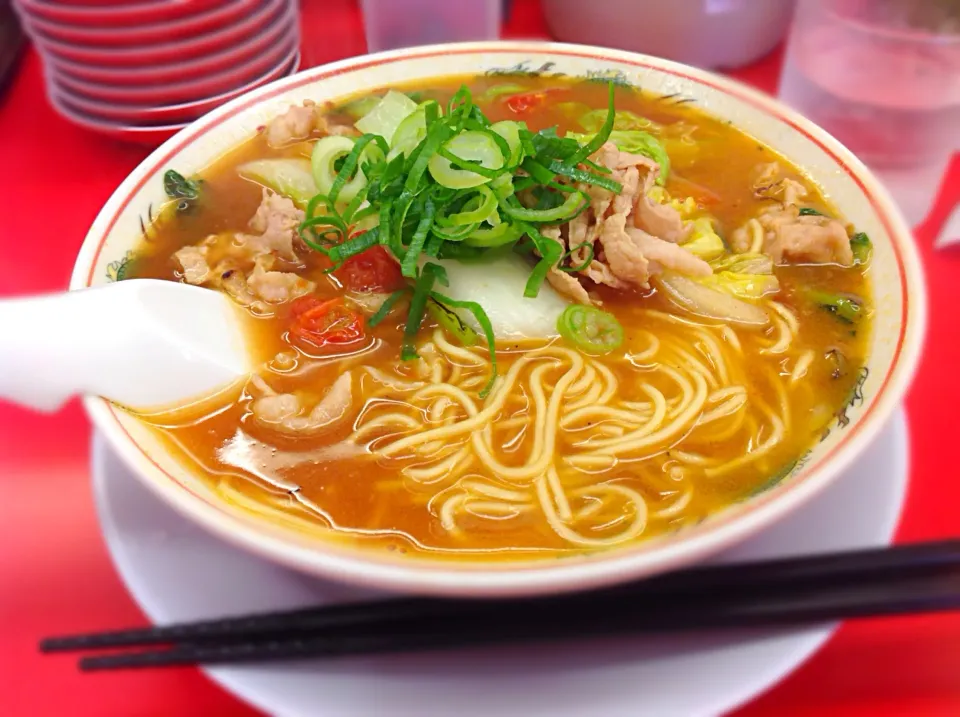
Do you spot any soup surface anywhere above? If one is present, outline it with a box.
[127,76,872,561]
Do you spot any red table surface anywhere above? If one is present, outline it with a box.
[2,1,959,715]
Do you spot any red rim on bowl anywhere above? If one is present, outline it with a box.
[50,27,299,106]
[43,6,295,86]
[31,0,289,66]
[16,0,264,47]
[14,0,227,26]
[50,50,301,125]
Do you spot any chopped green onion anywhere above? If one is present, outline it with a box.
[426,297,479,346]
[404,120,453,193]
[557,304,625,354]
[560,241,595,272]
[327,227,380,266]
[799,207,827,217]
[519,222,563,298]
[328,134,387,204]
[402,262,446,360]
[500,191,587,223]
[435,186,498,227]
[429,130,505,188]
[424,232,444,257]
[430,290,498,397]
[567,83,616,165]
[850,231,872,266]
[806,288,864,324]
[368,289,409,327]
[547,159,622,193]
[464,220,523,248]
[400,197,437,277]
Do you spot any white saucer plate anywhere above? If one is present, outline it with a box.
[93,410,908,717]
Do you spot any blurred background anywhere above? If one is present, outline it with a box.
[1,0,957,226]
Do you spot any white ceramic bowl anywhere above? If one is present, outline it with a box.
[70,42,926,598]
[542,0,796,70]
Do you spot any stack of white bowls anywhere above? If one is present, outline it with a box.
[13,0,301,144]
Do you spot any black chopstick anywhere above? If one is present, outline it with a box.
[39,539,960,671]
[41,539,960,653]
[76,566,960,671]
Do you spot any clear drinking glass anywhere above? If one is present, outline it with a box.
[778,0,960,226]
[360,0,502,53]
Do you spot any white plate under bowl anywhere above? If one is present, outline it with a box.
[92,409,908,717]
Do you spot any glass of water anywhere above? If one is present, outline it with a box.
[361,0,502,54]
[778,0,960,226]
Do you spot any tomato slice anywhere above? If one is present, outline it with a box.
[333,243,405,293]
[505,91,547,115]
[503,88,567,115]
[289,296,365,349]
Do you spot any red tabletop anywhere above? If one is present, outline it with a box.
[2,1,959,715]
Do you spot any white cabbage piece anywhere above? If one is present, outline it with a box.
[425,254,570,340]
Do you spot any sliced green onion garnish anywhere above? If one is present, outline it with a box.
[427,296,479,347]
[560,241,595,272]
[567,83,616,165]
[327,227,380,266]
[430,290,498,398]
[463,221,523,248]
[402,262,446,360]
[500,191,587,223]
[548,159,622,192]
[400,197,437,278]
[557,304,625,354]
[435,185,498,227]
[368,289,409,327]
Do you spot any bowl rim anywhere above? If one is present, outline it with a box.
[71,41,927,598]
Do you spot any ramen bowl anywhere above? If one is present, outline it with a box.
[70,42,925,597]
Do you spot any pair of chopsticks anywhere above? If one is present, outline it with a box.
[42,539,960,672]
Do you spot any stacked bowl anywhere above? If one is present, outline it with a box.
[13,0,301,145]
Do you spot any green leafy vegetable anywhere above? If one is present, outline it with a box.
[431,291,498,397]
[709,252,774,275]
[567,129,671,184]
[402,262,446,360]
[699,272,780,300]
[163,169,201,212]
[427,296,479,346]
[850,231,872,266]
[290,81,625,367]
[798,207,827,217]
[557,305,625,354]
[238,159,317,209]
[806,289,864,324]
[354,90,419,144]
[480,83,527,101]
[341,95,382,120]
[368,289,409,327]
[579,109,654,133]
[680,217,725,261]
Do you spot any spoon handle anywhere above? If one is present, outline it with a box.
[0,280,250,413]
[0,288,121,412]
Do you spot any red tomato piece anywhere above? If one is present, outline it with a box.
[289,296,365,349]
[503,88,568,115]
[334,244,405,293]
[505,91,547,115]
